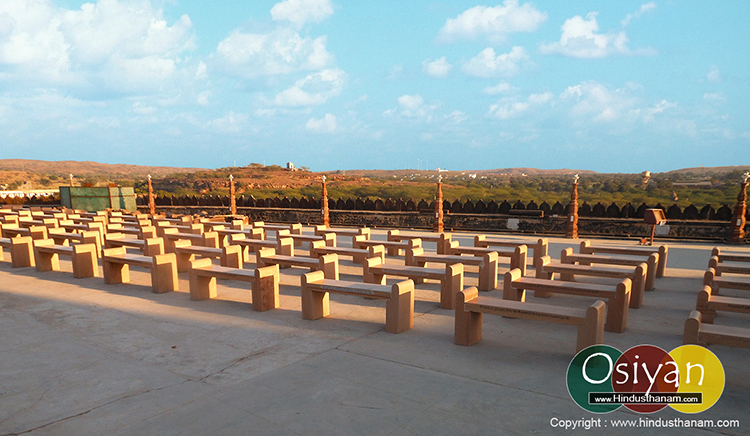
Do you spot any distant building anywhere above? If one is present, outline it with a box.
[286,162,298,172]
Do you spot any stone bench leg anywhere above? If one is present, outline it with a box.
[34,242,59,272]
[502,269,524,301]
[533,256,553,298]
[252,265,280,312]
[478,252,498,292]
[72,244,99,278]
[695,286,715,324]
[290,224,303,247]
[509,245,527,277]
[630,265,646,308]
[80,231,102,258]
[385,280,414,333]
[363,257,385,285]
[301,271,328,320]
[645,253,659,291]
[9,236,35,268]
[152,253,178,293]
[189,258,215,300]
[143,238,164,256]
[220,245,243,269]
[576,301,606,353]
[455,287,482,346]
[657,246,668,278]
[103,261,129,285]
[683,311,702,345]
[276,238,294,268]
[440,263,464,310]
[319,253,339,280]
[604,280,631,333]
[175,251,194,273]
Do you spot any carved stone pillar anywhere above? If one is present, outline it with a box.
[434,177,444,233]
[147,174,155,215]
[565,174,579,239]
[730,172,749,244]
[321,176,330,227]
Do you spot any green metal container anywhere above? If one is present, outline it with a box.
[59,186,136,212]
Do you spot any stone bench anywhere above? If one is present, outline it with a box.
[536,255,647,308]
[406,243,499,292]
[188,258,279,312]
[315,225,370,240]
[711,247,750,264]
[18,217,59,229]
[580,240,668,278]
[310,240,384,265]
[58,220,105,245]
[288,232,336,248]
[33,239,98,278]
[696,285,750,323]
[455,286,606,353]
[561,248,658,293]
[48,228,102,257]
[104,235,164,256]
[107,223,157,239]
[683,310,750,348]
[161,228,219,252]
[215,227,265,248]
[102,247,178,293]
[153,216,193,225]
[255,223,303,242]
[708,256,750,277]
[1,223,49,240]
[353,234,413,256]
[232,234,293,263]
[388,230,451,254]
[173,239,243,272]
[474,235,548,267]
[504,268,631,333]
[363,256,463,309]
[301,270,414,333]
[703,267,750,294]
[448,242,527,274]
[258,248,339,278]
[0,236,35,267]
[155,221,204,236]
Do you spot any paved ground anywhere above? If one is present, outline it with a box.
[0,230,748,435]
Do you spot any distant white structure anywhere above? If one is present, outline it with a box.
[286,162,298,171]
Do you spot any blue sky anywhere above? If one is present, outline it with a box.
[0,0,748,173]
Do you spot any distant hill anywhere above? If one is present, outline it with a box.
[0,159,205,178]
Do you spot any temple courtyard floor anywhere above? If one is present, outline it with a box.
[0,229,748,435]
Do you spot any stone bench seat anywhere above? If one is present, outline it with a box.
[504,268,631,333]
[102,247,178,293]
[474,235,548,266]
[536,255,647,308]
[173,240,242,272]
[708,256,750,276]
[683,310,750,348]
[703,267,750,294]
[407,244,500,292]
[104,235,164,256]
[301,270,414,334]
[257,248,339,278]
[49,229,102,257]
[353,235,413,256]
[1,224,49,240]
[106,223,157,239]
[19,218,58,229]
[315,225,370,240]
[696,285,750,323]
[455,286,606,353]
[310,240,384,265]
[711,247,750,264]
[33,239,98,278]
[580,240,668,277]
[387,230,451,254]
[58,220,105,244]
[364,257,463,309]
[188,258,279,312]
[561,249,659,292]
[161,228,219,252]
[287,232,336,247]
[0,236,35,267]
[232,235,293,263]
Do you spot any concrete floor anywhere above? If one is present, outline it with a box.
[0,230,748,435]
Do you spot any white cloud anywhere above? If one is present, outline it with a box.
[208,111,248,133]
[483,82,514,95]
[384,94,439,120]
[215,28,333,78]
[423,57,452,78]
[0,0,194,93]
[273,68,345,106]
[488,92,552,119]
[270,0,333,29]
[196,91,211,106]
[462,46,529,78]
[707,65,721,83]
[638,100,677,123]
[560,81,637,121]
[398,94,424,113]
[438,0,546,43]
[541,12,655,58]
[621,2,656,27]
[703,92,726,104]
[305,113,337,132]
